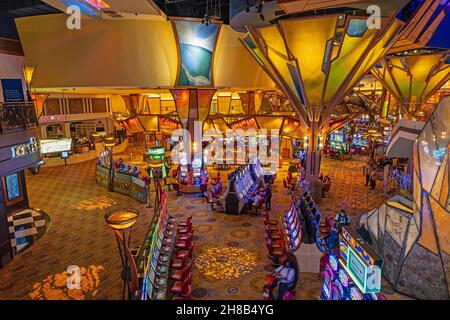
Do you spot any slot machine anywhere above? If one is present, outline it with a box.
[192,158,203,186]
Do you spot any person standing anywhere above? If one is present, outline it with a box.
[364,163,371,186]
[265,184,272,211]
[370,166,377,190]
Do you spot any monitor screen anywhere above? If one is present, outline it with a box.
[144,277,153,300]
[4,173,21,201]
[151,252,158,270]
[61,151,69,158]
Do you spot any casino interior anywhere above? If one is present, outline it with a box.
[0,0,449,301]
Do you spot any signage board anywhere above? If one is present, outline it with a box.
[41,139,72,154]
[339,226,383,294]
[1,79,24,102]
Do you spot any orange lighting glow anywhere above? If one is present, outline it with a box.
[85,0,110,9]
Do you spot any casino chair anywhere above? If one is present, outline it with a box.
[265,237,285,266]
[178,232,193,242]
[171,262,192,281]
[178,216,192,228]
[206,190,218,211]
[173,183,182,196]
[263,212,278,227]
[176,237,193,250]
[171,272,192,296]
[283,180,292,194]
[171,254,189,270]
[178,225,194,235]
[176,241,194,260]
[172,287,192,300]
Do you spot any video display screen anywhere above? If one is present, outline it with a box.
[5,173,21,201]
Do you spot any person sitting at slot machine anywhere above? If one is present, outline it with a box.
[334,209,350,232]
[272,260,297,300]
[326,227,340,251]
[322,175,331,198]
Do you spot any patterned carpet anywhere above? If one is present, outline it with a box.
[0,147,406,300]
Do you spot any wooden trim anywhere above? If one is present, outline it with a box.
[0,38,23,56]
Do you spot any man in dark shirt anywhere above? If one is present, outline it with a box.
[356,223,372,246]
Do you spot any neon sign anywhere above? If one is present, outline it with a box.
[11,137,39,159]
[339,226,383,294]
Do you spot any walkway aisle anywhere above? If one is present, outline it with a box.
[0,160,153,300]
[0,153,399,300]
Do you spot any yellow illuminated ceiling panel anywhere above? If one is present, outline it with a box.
[324,18,377,104]
[342,19,403,97]
[280,16,337,109]
[259,26,303,106]
[371,51,450,117]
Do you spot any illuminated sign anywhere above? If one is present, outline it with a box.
[350,286,364,300]
[334,279,344,298]
[329,255,338,272]
[11,137,39,158]
[40,115,67,123]
[339,226,383,294]
[147,147,165,156]
[41,139,72,154]
[339,269,349,288]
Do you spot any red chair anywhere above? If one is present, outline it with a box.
[176,237,192,250]
[178,216,192,228]
[171,263,192,281]
[171,272,192,295]
[178,232,193,242]
[177,242,194,259]
[178,226,194,235]
[173,183,182,196]
[206,190,218,211]
[263,212,278,226]
[172,286,192,300]
[171,255,188,269]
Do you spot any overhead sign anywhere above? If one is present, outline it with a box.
[11,137,39,159]
[1,79,24,102]
[339,226,383,294]
[40,139,72,154]
[40,115,67,123]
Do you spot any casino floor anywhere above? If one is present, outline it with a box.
[0,145,409,300]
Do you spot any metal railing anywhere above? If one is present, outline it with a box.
[0,102,38,133]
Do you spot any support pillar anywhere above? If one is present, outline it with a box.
[304,122,323,204]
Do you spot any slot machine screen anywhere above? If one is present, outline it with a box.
[293,237,300,248]
[155,236,162,252]
[148,265,156,283]
[322,271,332,300]
[349,286,363,300]
[153,245,160,260]
[144,277,153,300]
[151,253,158,270]
[292,226,299,241]
[331,284,342,300]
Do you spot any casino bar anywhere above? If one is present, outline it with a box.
[0,0,449,301]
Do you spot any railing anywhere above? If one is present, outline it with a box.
[0,102,38,133]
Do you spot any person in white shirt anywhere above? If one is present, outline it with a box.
[273,260,296,300]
